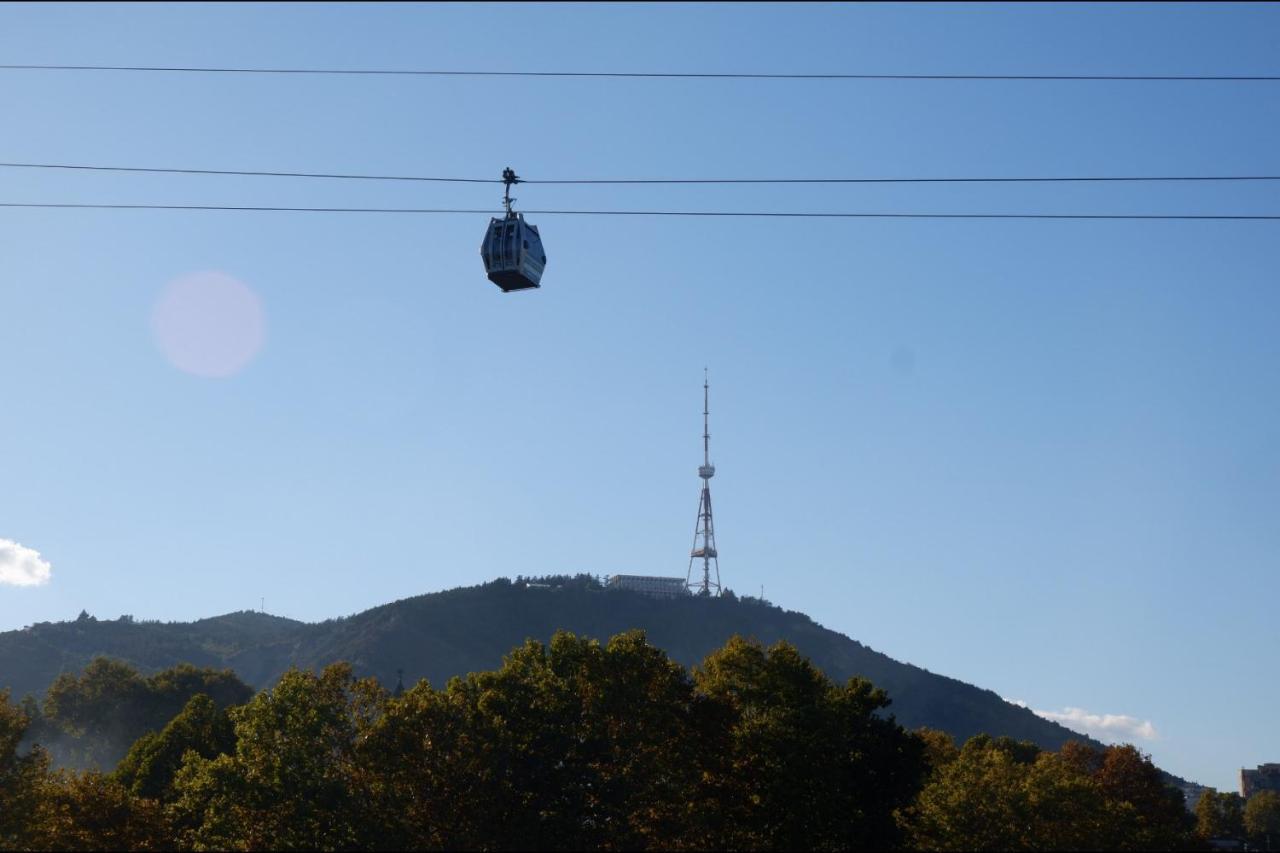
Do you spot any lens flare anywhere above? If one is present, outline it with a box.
[151,271,265,378]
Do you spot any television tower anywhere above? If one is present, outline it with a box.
[687,369,722,596]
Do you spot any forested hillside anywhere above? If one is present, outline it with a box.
[1,576,1103,752]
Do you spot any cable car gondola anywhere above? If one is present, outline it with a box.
[480,167,547,292]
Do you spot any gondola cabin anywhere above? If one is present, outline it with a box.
[480,213,546,292]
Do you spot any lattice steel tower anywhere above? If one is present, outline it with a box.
[687,369,722,596]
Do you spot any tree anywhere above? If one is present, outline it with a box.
[114,693,237,801]
[693,635,925,850]
[1246,791,1280,851]
[27,770,169,851]
[1093,744,1196,850]
[546,629,715,849]
[915,727,960,777]
[358,630,927,850]
[142,663,254,728]
[1196,789,1244,841]
[904,735,1040,851]
[39,658,252,770]
[166,753,250,851]
[42,658,149,768]
[8,631,1207,852]
[360,629,716,850]
[1,689,52,849]
[1022,749,1112,850]
[168,663,384,850]
[903,738,1195,851]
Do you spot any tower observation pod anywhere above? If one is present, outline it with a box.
[480,167,547,292]
[687,369,722,597]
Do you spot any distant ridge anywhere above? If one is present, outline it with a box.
[0,575,1198,791]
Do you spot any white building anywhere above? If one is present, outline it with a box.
[606,575,689,599]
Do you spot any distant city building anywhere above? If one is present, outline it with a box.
[1180,784,1207,813]
[1241,763,1280,798]
[607,574,690,599]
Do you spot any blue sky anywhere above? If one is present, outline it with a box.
[1,2,1277,791]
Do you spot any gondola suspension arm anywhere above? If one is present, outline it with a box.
[502,166,519,217]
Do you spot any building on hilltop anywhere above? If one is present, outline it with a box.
[1241,763,1280,798]
[607,574,690,599]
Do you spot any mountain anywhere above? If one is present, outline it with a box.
[5,576,1103,756]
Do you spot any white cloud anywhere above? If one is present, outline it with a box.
[1005,698,1158,743]
[0,539,53,587]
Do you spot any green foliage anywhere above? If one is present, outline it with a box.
[1245,790,1280,847]
[114,694,237,801]
[915,727,961,776]
[164,630,929,850]
[42,658,147,767]
[2,630,1208,852]
[1,689,52,849]
[28,770,170,851]
[1093,744,1196,850]
[359,630,717,850]
[1195,789,1244,840]
[692,636,925,850]
[904,734,1043,850]
[168,663,385,851]
[38,659,253,770]
[902,737,1196,851]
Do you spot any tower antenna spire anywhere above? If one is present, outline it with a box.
[688,369,722,596]
[703,367,710,467]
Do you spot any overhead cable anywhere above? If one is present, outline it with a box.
[2,64,1279,81]
[5,161,1280,186]
[0,162,494,184]
[2,202,1278,220]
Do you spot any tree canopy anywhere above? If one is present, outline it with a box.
[1195,789,1244,841]
[31,659,252,770]
[0,633,1200,851]
[1245,790,1280,849]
